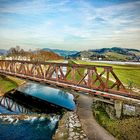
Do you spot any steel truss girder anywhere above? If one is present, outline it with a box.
[0,60,127,95]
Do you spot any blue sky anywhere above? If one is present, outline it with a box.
[0,0,140,50]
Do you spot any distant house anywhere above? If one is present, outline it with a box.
[98,57,102,61]
[5,57,12,60]
[18,56,30,61]
[81,57,89,61]
[5,56,30,61]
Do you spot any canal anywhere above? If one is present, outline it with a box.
[0,82,76,140]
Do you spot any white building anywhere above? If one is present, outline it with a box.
[81,57,89,61]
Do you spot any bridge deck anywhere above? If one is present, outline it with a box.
[0,60,140,104]
[0,70,140,104]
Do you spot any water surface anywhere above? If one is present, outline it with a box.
[0,115,59,140]
[0,82,76,140]
[17,82,76,110]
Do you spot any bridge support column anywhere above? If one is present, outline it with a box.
[114,100,123,119]
[135,105,140,116]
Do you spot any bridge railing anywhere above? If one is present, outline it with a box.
[0,60,127,95]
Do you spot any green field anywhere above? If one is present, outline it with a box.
[0,75,24,95]
[73,60,140,89]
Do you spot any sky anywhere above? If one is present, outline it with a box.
[0,0,140,51]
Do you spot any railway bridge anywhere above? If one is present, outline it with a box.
[0,60,139,104]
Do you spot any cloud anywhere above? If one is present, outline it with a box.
[0,0,140,50]
[0,0,71,15]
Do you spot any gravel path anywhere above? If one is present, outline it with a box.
[77,94,117,140]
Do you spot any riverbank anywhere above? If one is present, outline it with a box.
[53,111,88,140]
[53,92,88,140]
[54,93,116,140]
[0,75,25,96]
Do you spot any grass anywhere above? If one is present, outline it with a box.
[93,106,112,128]
[0,75,24,95]
[7,76,25,86]
[53,112,69,140]
[67,60,83,81]
[93,105,140,140]
[73,60,140,89]
[68,60,116,88]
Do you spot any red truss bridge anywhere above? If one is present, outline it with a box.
[0,60,139,104]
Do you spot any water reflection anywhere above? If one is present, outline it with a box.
[58,90,69,99]
[17,82,76,110]
[0,81,76,140]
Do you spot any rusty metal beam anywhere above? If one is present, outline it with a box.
[0,60,130,101]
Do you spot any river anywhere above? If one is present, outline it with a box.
[0,82,76,140]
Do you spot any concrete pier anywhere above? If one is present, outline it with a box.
[114,100,123,118]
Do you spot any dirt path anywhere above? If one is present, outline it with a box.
[76,94,117,140]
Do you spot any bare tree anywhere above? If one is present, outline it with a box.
[127,80,134,93]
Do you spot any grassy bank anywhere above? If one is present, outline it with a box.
[0,75,24,95]
[93,106,140,140]
[73,60,140,89]
[53,112,69,140]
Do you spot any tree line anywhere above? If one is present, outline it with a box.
[7,46,63,61]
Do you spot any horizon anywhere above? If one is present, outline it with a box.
[0,46,140,52]
[0,0,140,51]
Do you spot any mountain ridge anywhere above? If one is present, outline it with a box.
[0,49,7,55]
[0,47,140,61]
[68,47,140,61]
[42,48,78,57]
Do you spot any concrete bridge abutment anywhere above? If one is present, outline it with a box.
[114,100,123,119]
[93,98,140,119]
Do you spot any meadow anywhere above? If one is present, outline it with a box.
[73,60,140,90]
[0,75,24,95]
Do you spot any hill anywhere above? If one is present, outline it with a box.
[1,47,140,61]
[0,49,7,55]
[29,50,64,61]
[69,47,140,61]
[42,48,78,57]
